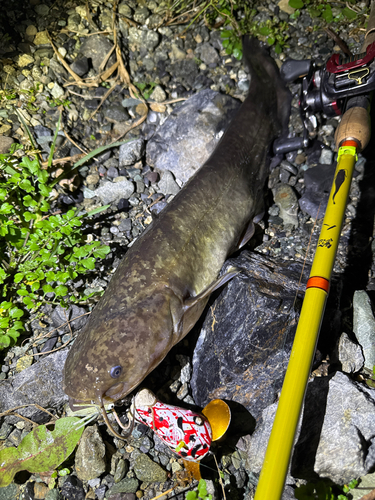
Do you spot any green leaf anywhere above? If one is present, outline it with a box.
[288,0,304,8]
[322,5,333,22]
[39,183,51,197]
[267,36,275,45]
[12,321,25,331]
[14,273,25,283]
[46,271,56,281]
[221,29,233,38]
[19,179,34,192]
[0,302,12,311]
[23,195,37,208]
[259,26,270,36]
[23,296,35,309]
[72,140,132,170]
[0,334,11,349]
[9,307,23,319]
[308,7,321,17]
[0,417,84,487]
[93,246,110,259]
[186,492,198,500]
[55,286,68,297]
[24,212,36,222]
[6,329,20,344]
[342,6,356,20]
[81,257,96,270]
[0,317,10,328]
[0,269,7,284]
[42,284,54,294]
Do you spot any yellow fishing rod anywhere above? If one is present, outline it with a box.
[254,6,375,499]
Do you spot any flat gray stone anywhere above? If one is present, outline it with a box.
[118,139,145,167]
[0,350,68,424]
[146,89,240,184]
[84,180,135,204]
[353,290,375,370]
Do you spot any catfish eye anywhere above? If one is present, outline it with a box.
[110,365,122,378]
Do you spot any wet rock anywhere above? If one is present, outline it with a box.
[196,42,220,65]
[149,85,166,103]
[104,104,130,122]
[70,57,89,77]
[84,180,135,204]
[353,290,375,371]
[168,59,199,89]
[113,459,128,483]
[133,6,150,24]
[299,164,335,219]
[75,425,106,481]
[45,489,62,500]
[51,82,65,100]
[133,454,167,482]
[292,372,375,483]
[244,372,375,485]
[51,305,88,334]
[191,252,309,419]
[0,483,19,500]
[60,475,85,500]
[0,136,14,154]
[272,183,299,227]
[78,35,116,73]
[157,170,180,196]
[351,471,375,500]
[146,89,240,184]
[106,478,139,499]
[118,139,145,167]
[334,332,364,374]
[128,27,159,51]
[0,350,68,424]
[319,148,334,165]
[34,31,49,45]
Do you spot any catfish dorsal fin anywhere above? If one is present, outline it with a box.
[184,267,240,309]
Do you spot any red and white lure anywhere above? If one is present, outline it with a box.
[132,389,212,461]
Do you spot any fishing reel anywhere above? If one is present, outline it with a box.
[274,41,375,155]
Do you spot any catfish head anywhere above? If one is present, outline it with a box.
[63,286,184,414]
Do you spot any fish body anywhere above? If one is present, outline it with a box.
[63,38,291,410]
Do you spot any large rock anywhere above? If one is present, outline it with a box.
[241,372,375,485]
[353,290,375,371]
[146,89,240,184]
[191,251,309,420]
[0,350,68,424]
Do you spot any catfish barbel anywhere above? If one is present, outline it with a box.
[63,37,291,436]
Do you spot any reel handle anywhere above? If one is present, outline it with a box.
[280,59,312,83]
[273,136,307,155]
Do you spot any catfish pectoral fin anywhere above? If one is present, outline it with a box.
[237,221,255,250]
[184,267,240,309]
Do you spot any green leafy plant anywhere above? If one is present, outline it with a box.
[46,96,71,108]
[0,417,84,487]
[252,19,289,54]
[288,0,359,23]
[134,81,157,100]
[0,119,111,349]
[221,29,242,60]
[186,479,212,500]
[295,479,359,500]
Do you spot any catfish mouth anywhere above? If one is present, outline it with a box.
[104,381,125,400]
